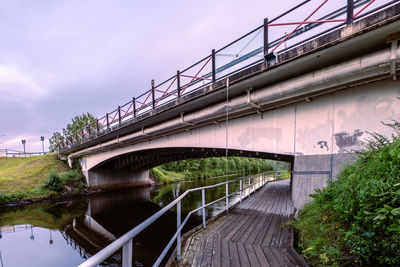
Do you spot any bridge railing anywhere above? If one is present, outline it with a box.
[78,170,288,267]
[58,0,397,151]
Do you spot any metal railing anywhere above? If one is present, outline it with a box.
[0,149,49,157]
[78,170,287,267]
[58,0,397,152]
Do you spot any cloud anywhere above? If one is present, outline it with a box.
[0,64,48,107]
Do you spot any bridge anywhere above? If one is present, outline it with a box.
[59,0,400,209]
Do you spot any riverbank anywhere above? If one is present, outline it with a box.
[0,153,87,206]
[0,154,287,206]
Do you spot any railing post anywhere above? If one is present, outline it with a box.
[118,106,121,125]
[96,119,99,133]
[177,200,182,261]
[248,177,251,195]
[151,79,156,109]
[240,179,243,203]
[177,71,181,98]
[87,125,91,136]
[274,172,277,181]
[347,0,354,25]
[106,113,110,129]
[122,239,132,267]
[211,49,216,83]
[132,97,136,118]
[225,183,229,211]
[201,189,206,228]
[263,18,269,58]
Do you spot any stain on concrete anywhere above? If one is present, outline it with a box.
[317,140,329,151]
[335,129,363,152]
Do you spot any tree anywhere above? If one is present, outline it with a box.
[49,113,97,151]
[49,132,64,152]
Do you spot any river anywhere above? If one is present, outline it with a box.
[0,174,261,267]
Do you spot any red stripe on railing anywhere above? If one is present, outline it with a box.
[269,18,345,26]
[354,0,376,18]
[272,0,329,52]
[181,56,212,94]
[154,75,178,107]
[180,74,212,81]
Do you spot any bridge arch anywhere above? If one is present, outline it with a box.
[82,146,293,191]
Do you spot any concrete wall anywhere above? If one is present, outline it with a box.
[77,79,399,197]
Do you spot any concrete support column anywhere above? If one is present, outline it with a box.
[291,153,359,210]
[83,166,150,191]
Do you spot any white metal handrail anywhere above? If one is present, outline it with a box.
[78,170,287,267]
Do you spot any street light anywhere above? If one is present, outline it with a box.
[21,139,26,156]
[40,136,45,154]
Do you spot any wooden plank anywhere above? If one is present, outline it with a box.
[191,234,207,267]
[211,234,221,267]
[261,247,281,267]
[228,241,240,267]
[200,235,215,266]
[221,240,230,267]
[236,242,251,267]
[253,245,272,267]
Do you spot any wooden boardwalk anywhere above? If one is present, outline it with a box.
[176,179,309,267]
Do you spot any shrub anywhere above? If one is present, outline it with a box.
[43,172,63,192]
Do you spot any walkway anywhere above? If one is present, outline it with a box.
[177,179,309,267]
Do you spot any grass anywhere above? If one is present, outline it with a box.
[291,125,400,266]
[0,153,86,204]
[150,166,185,183]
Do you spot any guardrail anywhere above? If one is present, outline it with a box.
[0,149,49,157]
[78,170,287,267]
[58,0,397,152]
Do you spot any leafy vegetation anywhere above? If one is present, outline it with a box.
[292,121,400,266]
[49,113,96,151]
[0,154,86,204]
[151,157,282,183]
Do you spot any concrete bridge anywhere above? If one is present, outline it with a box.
[60,1,400,209]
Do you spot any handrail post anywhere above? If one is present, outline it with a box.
[151,80,156,109]
[211,49,216,83]
[225,183,229,211]
[177,71,181,98]
[347,0,354,25]
[118,106,121,125]
[263,18,269,58]
[132,97,136,118]
[122,239,132,267]
[240,179,243,203]
[106,113,110,129]
[201,189,206,228]
[176,200,181,261]
[274,171,277,181]
[248,177,251,195]
[96,119,99,134]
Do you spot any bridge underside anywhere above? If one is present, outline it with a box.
[86,147,293,191]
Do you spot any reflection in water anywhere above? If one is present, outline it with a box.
[0,174,266,266]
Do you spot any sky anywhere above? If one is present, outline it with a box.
[0,0,375,152]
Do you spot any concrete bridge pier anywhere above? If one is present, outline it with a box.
[292,153,359,209]
[79,157,151,191]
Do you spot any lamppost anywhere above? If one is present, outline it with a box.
[40,136,45,154]
[21,139,26,157]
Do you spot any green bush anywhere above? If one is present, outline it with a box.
[293,121,400,266]
[43,172,63,192]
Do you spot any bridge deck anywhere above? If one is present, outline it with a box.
[176,179,309,267]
